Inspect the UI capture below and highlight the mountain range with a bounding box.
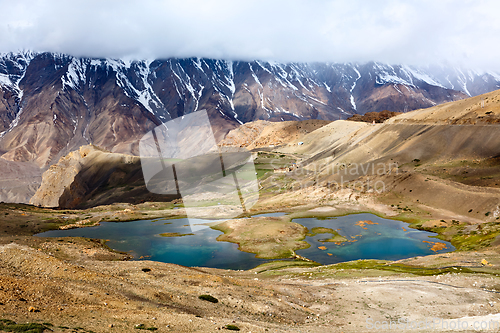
[0,51,499,170]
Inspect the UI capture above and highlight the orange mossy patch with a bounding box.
[422,240,447,252]
[481,259,493,266]
[355,220,379,229]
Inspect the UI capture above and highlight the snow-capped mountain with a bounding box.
[0,51,499,167]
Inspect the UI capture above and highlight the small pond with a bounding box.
[36,218,268,270]
[294,213,454,264]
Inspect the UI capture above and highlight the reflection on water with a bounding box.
[294,213,454,264]
[36,212,454,269]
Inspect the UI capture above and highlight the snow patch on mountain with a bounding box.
[133,61,166,114]
[0,52,35,137]
[350,66,361,110]
[0,74,11,87]
[249,63,262,88]
[374,63,411,86]
[456,68,471,96]
[61,57,86,91]
[99,58,167,115]
[403,66,445,88]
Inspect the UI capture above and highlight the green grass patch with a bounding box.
[324,259,486,276]
[451,231,500,251]
[225,324,240,331]
[306,227,348,243]
[159,232,194,237]
[0,319,53,332]
[253,260,320,274]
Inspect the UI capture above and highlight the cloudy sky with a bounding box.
[1,0,499,70]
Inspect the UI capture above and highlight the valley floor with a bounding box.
[1,61,500,333]
[1,239,500,332]
[1,190,500,332]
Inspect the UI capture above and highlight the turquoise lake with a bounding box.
[36,213,454,269]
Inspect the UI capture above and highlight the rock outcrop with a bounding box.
[30,145,178,208]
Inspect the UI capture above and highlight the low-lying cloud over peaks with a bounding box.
[1,0,500,70]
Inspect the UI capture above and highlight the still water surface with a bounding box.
[294,213,453,264]
[36,213,453,269]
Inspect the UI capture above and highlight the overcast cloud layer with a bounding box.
[1,0,499,70]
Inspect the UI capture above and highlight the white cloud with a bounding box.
[0,0,499,70]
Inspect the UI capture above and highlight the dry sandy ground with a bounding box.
[1,239,500,332]
[219,120,331,149]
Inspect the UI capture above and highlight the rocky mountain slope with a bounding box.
[0,158,41,203]
[31,89,500,217]
[29,145,179,208]
[346,110,402,123]
[1,51,499,170]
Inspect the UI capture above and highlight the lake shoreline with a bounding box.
[36,212,454,269]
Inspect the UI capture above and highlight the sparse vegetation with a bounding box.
[225,324,240,331]
[321,259,489,277]
[306,227,348,243]
[159,232,194,237]
[199,294,219,303]
[0,319,52,333]
[211,217,310,259]
[134,324,158,330]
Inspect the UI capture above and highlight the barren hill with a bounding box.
[30,145,178,208]
[219,119,331,149]
[387,89,500,125]
[0,158,41,203]
[264,89,500,223]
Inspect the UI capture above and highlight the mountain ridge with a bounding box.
[0,51,499,169]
